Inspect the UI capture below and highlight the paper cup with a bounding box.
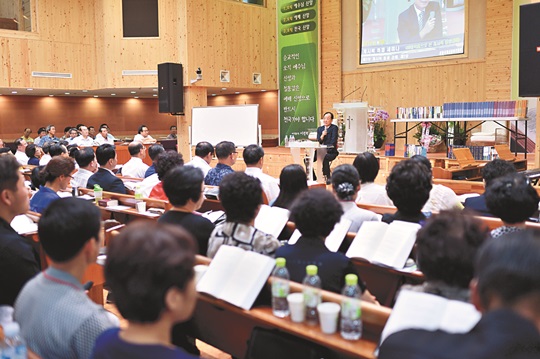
[194,264,208,283]
[287,293,305,323]
[136,201,146,213]
[317,302,340,334]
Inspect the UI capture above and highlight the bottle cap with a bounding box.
[306,265,318,276]
[93,184,102,190]
[345,274,358,286]
[3,322,20,337]
[275,257,286,267]
[0,306,14,325]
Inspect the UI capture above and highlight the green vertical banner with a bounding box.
[278,0,319,144]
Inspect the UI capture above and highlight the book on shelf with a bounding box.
[345,220,420,269]
[196,245,276,310]
[380,290,481,345]
[287,218,352,252]
[254,204,290,238]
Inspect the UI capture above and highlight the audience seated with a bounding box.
[133,124,157,144]
[382,159,432,224]
[49,143,69,158]
[463,158,516,216]
[410,155,463,212]
[159,166,215,255]
[204,141,236,186]
[144,144,165,178]
[38,141,52,166]
[87,144,126,194]
[122,142,149,178]
[14,138,29,165]
[331,164,379,232]
[91,222,198,359]
[185,141,214,177]
[0,156,40,306]
[485,173,540,238]
[30,156,76,213]
[25,143,40,166]
[71,147,98,189]
[15,198,118,359]
[275,188,377,303]
[379,230,540,358]
[271,164,308,209]
[402,210,488,302]
[353,152,393,206]
[207,172,280,258]
[37,125,59,147]
[243,144,280,203]
[148,151,184,200]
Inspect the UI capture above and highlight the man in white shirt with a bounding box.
[121,141,149,178]
[66,128,79,145]
[243,144,280,203]
[133,125,156,144]
[185,141,213,177]
[14,139,29,165]
[71,147,98,189]
[74,126,96,147]
[94,126,115,146]
[39,142,52,166]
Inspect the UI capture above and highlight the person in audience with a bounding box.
[410,155,463,212]
[159,166,215,256]
[243,144,280,203]
[272,164,308,209]
[39,141,52,166]
[133,124,156,144]
[185,141,214,177]
[353,151,393,206]
[37,124,59,147]
[485,173,540,238]
[402,210,488,302]
[30,156,76,213]
[35,127,47,144]
[14,138,29,165]
[25,144,40,166]
[0,156,40,306]
[147,150,184,200]
[66,127,79,145]
[88,125,96,139]
[122,141,149,178]
[29,166,45,191]
[275,189,377,303]
[204,141,237,186]
[379,230,540,358]
[166,125,178,139]
[331,164,380,232]
[464,158,516,216]
[99,124,116,140]
[383,159,432,224]
[22,128,34,143]
[0,138,4,148]
[207,172,280,258]
[316,111,339,183]
[144,144,165,178]
[91,222,197,359]
[49,143,69,158]
[94,126,115,146]
[74,125,96,147]
[0,148,11,156]
[87,144,126,194]
[61,126,72,141]
[15,198,118,359]
[71,147,98,189]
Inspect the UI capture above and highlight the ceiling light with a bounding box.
[131,91,136,94]
[11,91,17,94]
[261,90,267,92]
[153,94,157,97]
[221,88,227,91]
[152,88,158,92]
[212,94,217,96]
[134,96,139,99]
[27,88,33,91]
[65,92,70,95]
[49,95,54,97]
[82,90,88,93]
[111,93,116,96]
[94,95,99,98]
[235,92,240,94]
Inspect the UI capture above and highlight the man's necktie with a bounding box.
[418,11,424,31]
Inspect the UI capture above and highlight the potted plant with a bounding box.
[371,109,388,148]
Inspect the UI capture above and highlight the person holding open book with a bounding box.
[207,172,280,259]
[331,164,380,233]
[276,189,378,303]
[353,152,393,207]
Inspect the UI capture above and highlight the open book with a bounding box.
[196,245,276,310]
[288,218,352,252]
[345,220,420,269]
[254,205,290,238]
[380,290,481,345]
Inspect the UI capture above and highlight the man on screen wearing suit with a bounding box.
[316,112,339,183]
[87,144,126,194]
[398,0,443,43]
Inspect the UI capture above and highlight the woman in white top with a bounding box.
[353,152,394,206]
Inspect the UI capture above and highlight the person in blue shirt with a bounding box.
[30,156,75,213]
[204,141,237,186]
[144,144,165,178]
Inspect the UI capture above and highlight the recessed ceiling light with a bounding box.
[261,90,267,92]
[65,92,70,95]
[221,88,227,91]
[212,94,217,96]
[94,95,99,98]
[152,94,157,97]
[131,91,136,94]
[11,91,17,94]
[134,96,139,99]
[111,93,116,96]
[27,88,33,91]
[153,88,158,92]
[82,90,88,93]
[235,92,240,94]
[49,95,54,97]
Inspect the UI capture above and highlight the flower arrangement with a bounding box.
[370,109,388,142]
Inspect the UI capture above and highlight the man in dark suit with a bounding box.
[87,144,126,194]
[316,112,339,183]
[398,0,443,43]
[379,230,540,359]
[464,159,516,216]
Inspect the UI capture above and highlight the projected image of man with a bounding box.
[398,0,442,43]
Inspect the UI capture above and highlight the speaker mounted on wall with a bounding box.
[158,63,184,115]
[519,3,540,97]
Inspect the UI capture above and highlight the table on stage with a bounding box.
[286,141,330,183]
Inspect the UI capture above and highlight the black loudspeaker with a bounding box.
[158,63,184,114]
[519,3,540,97]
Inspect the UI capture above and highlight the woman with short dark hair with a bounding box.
[30,156,76,213]
[353,152,393,206]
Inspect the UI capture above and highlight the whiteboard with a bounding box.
[191,104,259,147]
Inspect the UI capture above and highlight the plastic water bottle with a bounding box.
[302,265,321,325]
[340,274,362,340]
[1,322,27,359]
[134,184,143,200]
[290,134,295,143]
[93,184,103,203]
[284,135,289,147]
[271,257,290,318]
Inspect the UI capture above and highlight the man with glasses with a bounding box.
[204,141,237,186]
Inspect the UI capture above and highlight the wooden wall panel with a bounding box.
[320,0,341,113]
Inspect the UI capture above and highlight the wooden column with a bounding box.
[177,87,207,158]
[536,98,540,168]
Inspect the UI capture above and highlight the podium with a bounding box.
[333,102,369,153]
[287,141,329,183]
